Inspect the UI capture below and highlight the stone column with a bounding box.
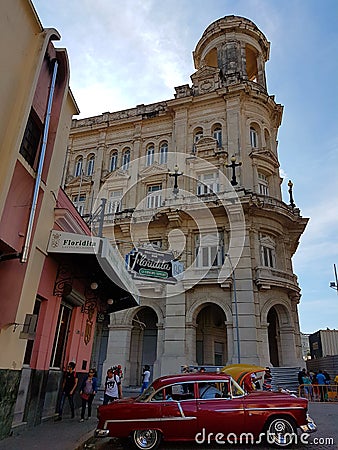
[185,322,198,365]
[279,324,299,366]
[225,320,234,365]
[259,321,271,367]
[102,323,133,386]
[152,323,164,380]
[160,283,186,375]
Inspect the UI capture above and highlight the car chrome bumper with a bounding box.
[300,415,317,433]
[95,428,110,437]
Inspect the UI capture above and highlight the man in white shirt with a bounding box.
[141,365,151,393]
[103,367,122,404]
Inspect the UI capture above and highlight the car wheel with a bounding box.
[266,417,297,447]
[131,429,161,450]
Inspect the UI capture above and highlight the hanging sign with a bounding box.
[126,247,184,284]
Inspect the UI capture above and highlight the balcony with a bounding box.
[254,266,300,293]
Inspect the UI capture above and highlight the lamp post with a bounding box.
[329,264,338,294]
[226,155,242,186]
[288,180,296,208]
[169,165,183,195]
[225,254,241,363]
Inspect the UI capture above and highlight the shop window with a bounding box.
[50,303,72,368]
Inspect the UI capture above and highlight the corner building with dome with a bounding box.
[64,15,308,386]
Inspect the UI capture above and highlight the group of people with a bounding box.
[56,362,123,422]
[242,368,272,393]
[298,368,335,401]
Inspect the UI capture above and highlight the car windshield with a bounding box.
[137,385,155,402]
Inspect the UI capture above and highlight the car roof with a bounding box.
[152,372,232,389]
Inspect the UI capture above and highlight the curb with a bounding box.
[76,435,117,450]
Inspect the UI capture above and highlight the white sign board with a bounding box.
[47,230,101,254]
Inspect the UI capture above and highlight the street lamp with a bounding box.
[169,165,183,195]
[226,155,242,186]
[225,254,241,363]
[329,264,338,294]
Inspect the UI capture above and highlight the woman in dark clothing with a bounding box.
[79,368,97,421]
[56,362,78,420]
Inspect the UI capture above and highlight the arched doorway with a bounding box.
[268,307,280,367]
[129,307,158,385]
[196,304,227,366]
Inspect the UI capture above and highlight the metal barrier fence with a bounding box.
[298,384,338,402]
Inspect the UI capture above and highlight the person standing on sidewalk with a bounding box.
[56,362,78,420]
[103,367,122,404]
[79,368,97,422]
[140,365,151,393]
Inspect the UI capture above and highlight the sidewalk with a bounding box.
[0,387,139,450]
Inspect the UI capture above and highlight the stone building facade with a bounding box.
[64,15,308,386]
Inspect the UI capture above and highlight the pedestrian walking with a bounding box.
[316,370,326,402]
[302,371,313,401]
[298,368,306,397]
[140,365,151,393]
[79,368,97,422]
[103,367,122,404]
[56,362,78,421]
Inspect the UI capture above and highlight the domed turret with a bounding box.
[193,15,270,90]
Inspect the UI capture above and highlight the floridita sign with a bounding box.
[47,231,101,254]
[126,247,184,284]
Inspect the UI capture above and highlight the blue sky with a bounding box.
[32,0,338,334]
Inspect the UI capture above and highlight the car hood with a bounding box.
[245,390,307,404]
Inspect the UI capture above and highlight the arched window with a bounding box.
[193,127,203,153]
[194,127,203,143]
[110,151,118,172]
[159,142,168,164]
[250,127,258,148]
[86,154,95,176]
[146,145,155,166]
[122,149,130,170]
[213,125,222,148]
[74,157,83,177]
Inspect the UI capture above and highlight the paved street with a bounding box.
[95,402,337,450]
[0,401,336,449]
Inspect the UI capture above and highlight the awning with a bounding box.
[47,230,139,313]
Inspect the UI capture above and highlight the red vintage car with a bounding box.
[95,372,316,449]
